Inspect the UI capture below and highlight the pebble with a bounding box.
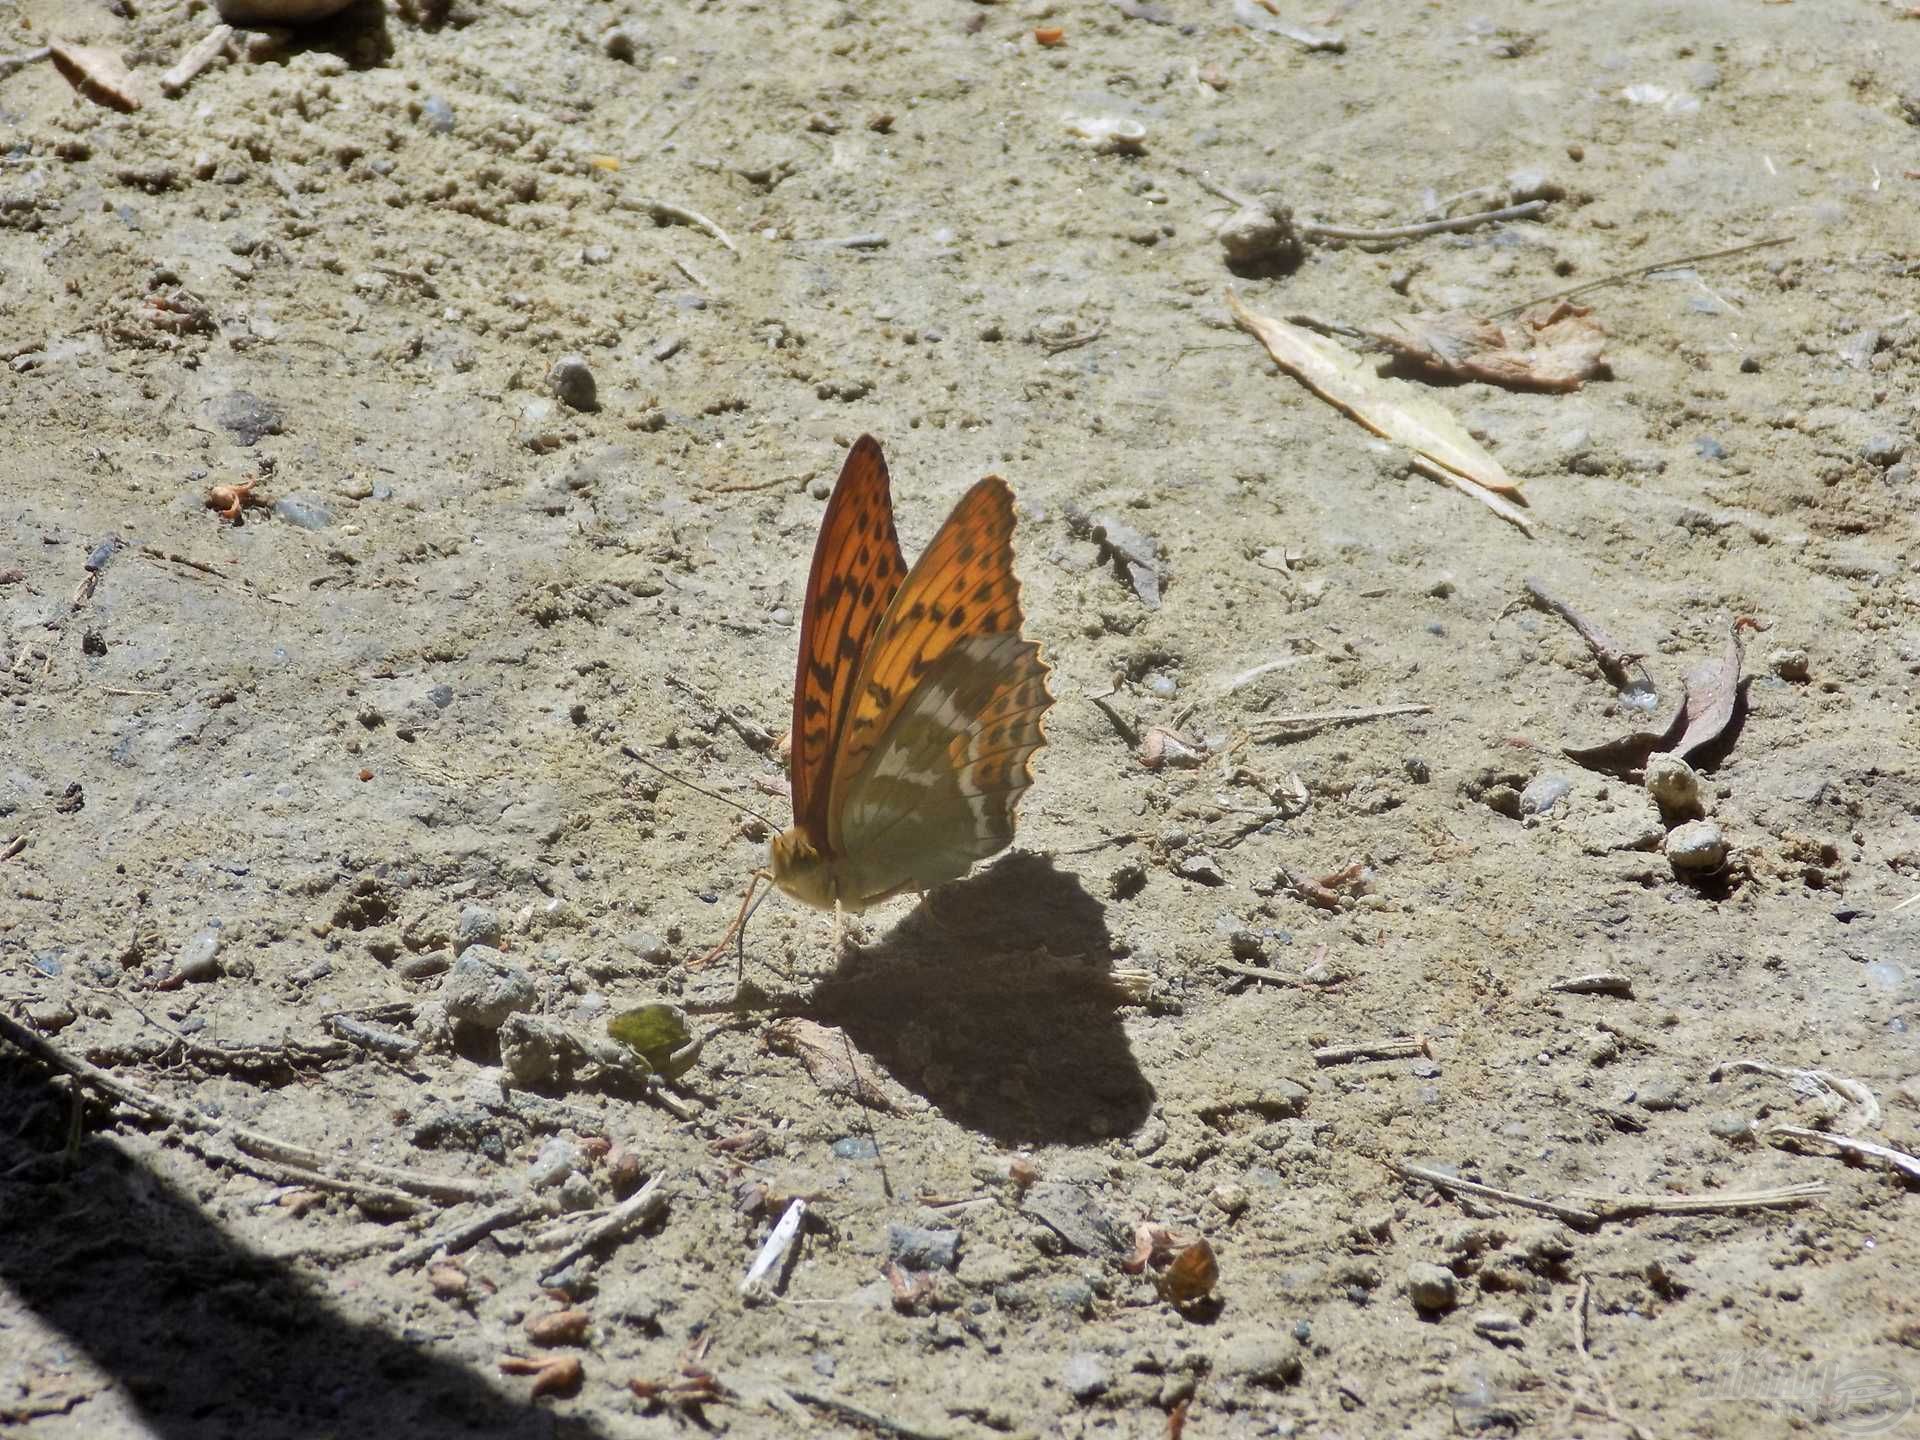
[1062,1352,1110,1401]
[212,389,284,446]
[1693,436,1728,460]
[1861,435,1905,467]
[26,1000,76,1033]
[172,928,223,984]
[547,354,598,412]
[1707,1111,1754,1142]
[528,1136,581,1190]
[500,1012,579,1087]
[1472,1311,1523,1344]
[1175,853,1225,886]
[1768,647,1810,682]
[399,951,451,981]
[1644,753,1702,819]
[1142,671,1178,698]
[272,496,332,530]
[1837,329,1879,370]
[831,1136,880,1160]
[1404,755,1431,783]
[887,1224,960,1271]
[1635,1077,1687,1111]
[454,905,502,955]
[1046,1277,1098,1317]
[1210,1182,1250,1217]
[441,945,537,1030]
[1216,198,1302,270]
[1665,819,1728,873]
[1406,1262,1458,1313]
[1518,774,1571,817]
[420,96,455,134]
[1217,1329,1303,1387]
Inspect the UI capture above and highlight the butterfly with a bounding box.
[761,434,1054,917]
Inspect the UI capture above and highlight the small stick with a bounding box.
[1252,702,1431,737]
[1314,1035,1428,1067]
[0,837,25,863]
[326,1013,421,1064]
[538,1172,668,1282]
[785,1385,954,1440]
[740,1196,807,1300]
[1572,1275,1648,1440]
[159,23,232,96]
[1391,1160,1600,1227]
[806,233,890,250]
[1549,973,1634,997]
[1299,200,1549,245]
[1765,1126,1920,1183]
[388,1196,548,1272]
[1523,577,1642,690]
[1573,1181,1828,1219]
[1214,960,1305,987]
[1041,325,1105,355]
[0,47,50,76]
[1492,236,1790,319]
[629,197,737,252]
[1086,691,1141,748]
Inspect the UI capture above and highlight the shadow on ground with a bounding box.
[808,851,1155,1145]
[0,1053,609,1440]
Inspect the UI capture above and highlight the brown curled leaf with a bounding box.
[1669,618,1753,760]
[498,1353,583,1399]
[1360,302,1609,393]
[525,1309,592,1347]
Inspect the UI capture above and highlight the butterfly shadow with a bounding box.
[0,1051,611,1440]
[807,852,1155,1145]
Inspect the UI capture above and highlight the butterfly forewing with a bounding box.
[789,435,909,849]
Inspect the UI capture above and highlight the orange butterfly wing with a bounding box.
[826,475,1040,853]
[789,435,909,851]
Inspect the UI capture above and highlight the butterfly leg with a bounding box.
[693,869,771,972]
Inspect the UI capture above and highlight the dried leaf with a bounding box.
[48,40,142,112]
[882,1260,938,1312]
[1122,1221,1179,1275]
[499,1353,583,1399]
[607,1003,699,1079]
[1362,302,1608,392]
[764,1018,897,1112]
[1226,291,1534,535]
[1155,1238,1220,1308]
[1669,619,1750,759]
[1561,727,1680,778]
[525,1309,592,1347]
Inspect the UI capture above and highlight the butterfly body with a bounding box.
[768,436,1052,914]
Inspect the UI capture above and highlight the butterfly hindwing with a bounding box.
[789,435,909,849]
[835,630,1052,901]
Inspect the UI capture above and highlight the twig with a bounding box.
[0,1011,497,1208]
[159,23,232,96]
[1492,236,1790,319]
[785,1385,955,1440]
[0,836,26,863]
[1523,577,1642,690]
[1710,1059,1881,1132]
[1213,961,1306,988]
[1765,1126,1920,1183]
[804,233,890,250]
[1572,1182,1828,1219]
[1252,702,1431,738]
[1086,691,1141,748]
[538,1172,668,1282]
[1391,1160,1600,1228]
[326,1013,421,1064]
[627,196,737,253]
[0,47,50,77]
[740,1197,807,1300]
[1548,973,1635,998]
[1040,325,1106,355]
[389,1196,549,1272]
[1313,1035,1428,1067]
[1299,199,1549,245]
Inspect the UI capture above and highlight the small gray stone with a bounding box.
[442,946,537,1030]
[1217,1328,1303,1386]
[499,1012,582,1087]
[529,1136,581,1190]
[1062,1352,1110,1401]
[887,1224,960,1271]
[1519,774,1571,817]
[271,496,332,530]
[211,389,283,446]
[1472,1311,1523,1344]
[1768,647,1810,682]
[1860,434,1905,467]
[1407,1262,1458,1313]
[1175,853,1225,886]
[1665,819,1728,873]
[1217,199,1302,270]
[558,1171,599,1211]
[172,928,223,984]
[1644,753,1702,820]
[1837,329,1879,370]
[547,354,598,412]
[1636,1077,1687,1111]
[831,1136,879,1160]
[420,95,455,134]
[455,906,502,955]
[1707,1111,1754,1142]
[1046,1277,1098,1317]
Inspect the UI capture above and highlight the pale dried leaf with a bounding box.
[1363,302,1608,392]
[1226,289,1523,496]
[1668,619,1749,759]
[764,1018,897,1112]
[49,40,142,112]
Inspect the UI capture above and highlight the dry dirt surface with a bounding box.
[3,0,1919,1435]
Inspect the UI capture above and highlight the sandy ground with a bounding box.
[4,0,1919,1435]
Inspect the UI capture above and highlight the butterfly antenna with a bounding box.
[620,744,781,831]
